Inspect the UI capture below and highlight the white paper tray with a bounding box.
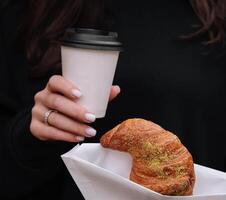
[62,143,226,200]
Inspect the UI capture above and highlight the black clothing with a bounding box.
[0,0,226,199]
[0,1,82,200]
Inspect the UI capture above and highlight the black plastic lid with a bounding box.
[62,28,123,51]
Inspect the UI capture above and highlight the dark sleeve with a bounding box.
[0,13,73,200]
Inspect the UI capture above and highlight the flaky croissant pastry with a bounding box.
[100,118,195,196]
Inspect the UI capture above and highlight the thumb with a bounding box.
[109,85,121,102]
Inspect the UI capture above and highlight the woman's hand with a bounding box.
[30,75,120,143]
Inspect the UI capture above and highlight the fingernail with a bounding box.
[72,89,82,98]
[76,136,85,142]
[85,113,96,123]
[85,128,97,137]
[114,85,121,93]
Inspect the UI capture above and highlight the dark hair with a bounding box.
[20,0,226,76]
[185,0,226,45]
[20,0,109,76]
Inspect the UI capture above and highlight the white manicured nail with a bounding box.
[114,85,121,93]
[85,113,96,122]
[85,128,97,137]
[72,89,82,98]
[76,136,85,142]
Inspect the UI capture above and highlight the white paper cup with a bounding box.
[61,28,123,118]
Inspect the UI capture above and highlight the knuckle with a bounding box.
[49,75,61,83]
[34,91,43,102]
[31,106,38,117]
[48,75,61,88]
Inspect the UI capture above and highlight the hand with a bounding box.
[30,75,120,143]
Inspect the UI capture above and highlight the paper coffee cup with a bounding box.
[61,28,123,118]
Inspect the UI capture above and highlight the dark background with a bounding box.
[90,0,226,172]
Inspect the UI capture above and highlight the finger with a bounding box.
[47,75,82,100]
[109,85,121,102]
[42,93,96,123]
[34,89,49,103]
[48,111,97,137]
[31,120,85,143]
[34,105,96,138]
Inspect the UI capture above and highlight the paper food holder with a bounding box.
[61,143,226,200]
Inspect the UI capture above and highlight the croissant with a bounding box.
[100,118,195,196]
